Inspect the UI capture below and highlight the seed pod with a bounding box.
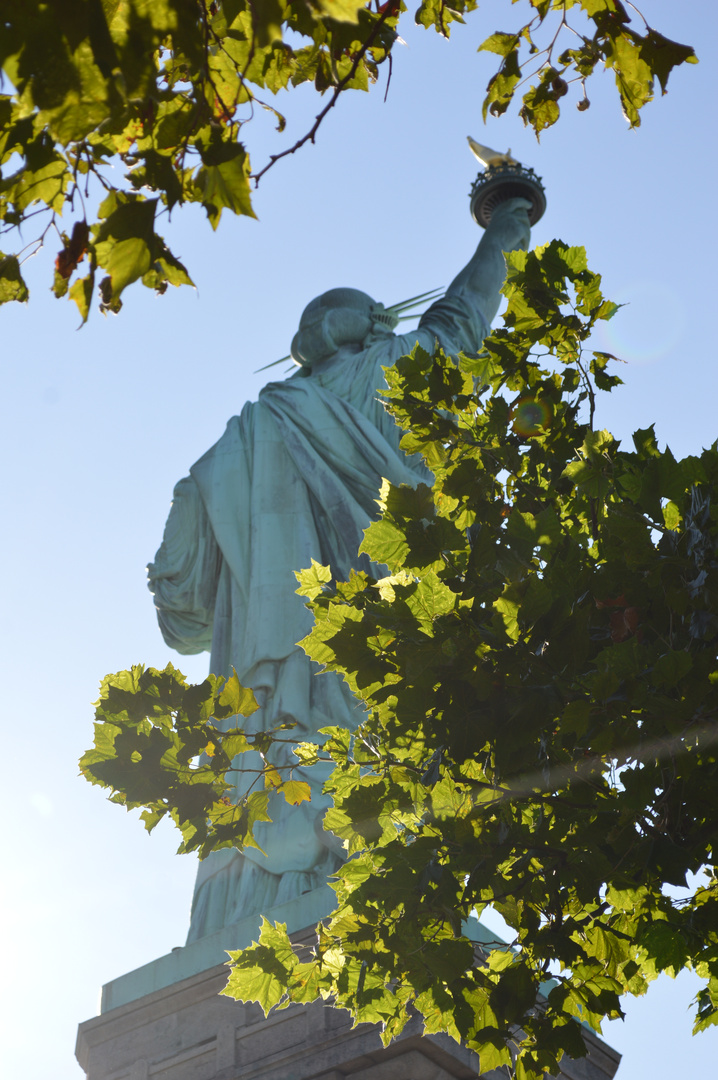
[551,76,569,98]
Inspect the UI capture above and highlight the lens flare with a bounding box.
[599,279,686,366]
[511,395,553,437]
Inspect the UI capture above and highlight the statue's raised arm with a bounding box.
[445,196,532,323]
[412,195,532,360]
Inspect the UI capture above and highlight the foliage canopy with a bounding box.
[83,240,718,1077]
[0,1,696,318]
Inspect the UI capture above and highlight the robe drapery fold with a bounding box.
[148,292,488,941]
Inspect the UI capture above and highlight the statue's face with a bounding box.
[291,288,377,369]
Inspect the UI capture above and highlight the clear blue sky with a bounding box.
[1,3,716,1077]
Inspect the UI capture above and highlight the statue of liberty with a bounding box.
[148,194,533,943]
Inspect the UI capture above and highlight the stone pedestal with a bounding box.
[76,949,620,1080]
[76,899,621,1080]
[77,885,617,1080]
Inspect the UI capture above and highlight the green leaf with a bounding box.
[476,1038,513,1073]
[603,29,654,127]
[0,254,28,303]
[94,195,157,305]
[652,650,692,690]
[218,670,258,717]
[280,779,312,805]
[494,593,520,642]
[8,154,68,213]
[293,742,320,766]
[296,560,332,600]
[491,962,538,1024]
[313,0,367,23]
[482,46,521,120]
[69,270,95,324]
[694,979,718,1034]
[640,922,689,979]
[479,32,519,58]
[639,29,697,95]
[662,500,681,530]
[519,77,561,135]
[404,572,457,636]
[195,143,255,229]
[359,519,410,568]
[223,919,297,1012]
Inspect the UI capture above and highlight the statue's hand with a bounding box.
[486,197,532,252]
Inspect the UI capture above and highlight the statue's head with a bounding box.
[291,287,398,369]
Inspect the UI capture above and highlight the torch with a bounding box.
[467,137,546,228]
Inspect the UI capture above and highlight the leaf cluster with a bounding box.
[79,663,311,859]
[0,0,400,317]
[225,242,718,1076]
[481,0,697,135]
[0,1,695,316]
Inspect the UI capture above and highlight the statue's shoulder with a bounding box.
[189,401,256,476]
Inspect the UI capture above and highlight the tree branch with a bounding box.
[251,7,396,187]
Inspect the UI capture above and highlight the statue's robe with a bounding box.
[148,291,487,941]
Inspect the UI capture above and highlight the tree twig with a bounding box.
[251,6,396,187]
